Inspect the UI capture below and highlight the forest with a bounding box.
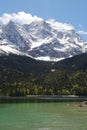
[0,54,87,96]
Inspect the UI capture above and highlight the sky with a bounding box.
[0,0,87,41]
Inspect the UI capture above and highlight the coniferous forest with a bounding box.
[0,53,87,96]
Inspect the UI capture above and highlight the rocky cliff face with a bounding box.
[0,18,86,61]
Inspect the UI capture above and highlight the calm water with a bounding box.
[0,101,87,130]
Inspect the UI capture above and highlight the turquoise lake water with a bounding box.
[0,101,87,130]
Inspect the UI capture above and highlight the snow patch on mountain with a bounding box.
[35,56,65,61]
[0,12,87,61]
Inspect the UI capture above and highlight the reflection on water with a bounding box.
[0,95,87,103]
[0,98,87,130]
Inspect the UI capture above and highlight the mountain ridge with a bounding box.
[0,18,87,61]
[0,53,87,96]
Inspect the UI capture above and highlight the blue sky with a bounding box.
[0,0,87,40]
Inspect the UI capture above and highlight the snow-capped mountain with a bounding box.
[0,15,87,61]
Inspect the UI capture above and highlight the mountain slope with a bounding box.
[54,53,87,72]
[0,18,86,61]
[0,53,87,74]
[0,54,52,74]
[0,54,87,96]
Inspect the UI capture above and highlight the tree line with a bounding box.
[0,68,87,96]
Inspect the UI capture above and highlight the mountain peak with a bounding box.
[7,20,16,25]
[3,20,19,30]
[0,14,86,61]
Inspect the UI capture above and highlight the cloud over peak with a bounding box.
[77,30,87,35]
[47,19,74,31]
[0,11,76,33]
[0,11,43,25]
[1,11,87,37]
[0,11,74,31]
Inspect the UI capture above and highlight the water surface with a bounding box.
[0,102,87,130]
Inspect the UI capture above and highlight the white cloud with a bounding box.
[0,11,74,31]
[47,19,74,31]
[77,30,87,35]
[0,11,43,25]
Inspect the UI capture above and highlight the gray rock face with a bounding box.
[79,101,87,107]
[0,19,87,61]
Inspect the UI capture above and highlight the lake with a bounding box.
[0,100,87,130]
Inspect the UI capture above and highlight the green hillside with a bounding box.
[0,53,87,96]
[54,53,87,72]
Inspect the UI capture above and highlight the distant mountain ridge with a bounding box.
[0,17,87,61]
[0,53,87,73]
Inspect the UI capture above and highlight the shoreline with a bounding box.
[0,95,87,103]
